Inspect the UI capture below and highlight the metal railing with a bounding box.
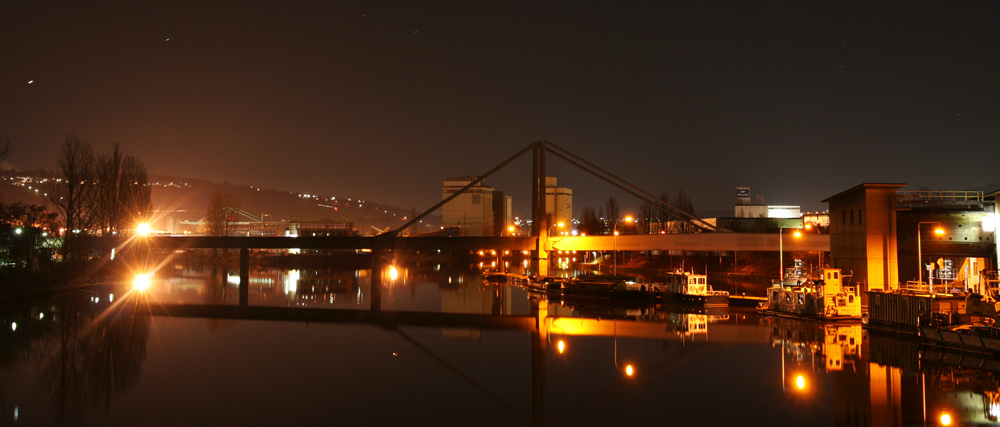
[897,190,984,208]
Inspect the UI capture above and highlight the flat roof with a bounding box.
[821,183,907,203]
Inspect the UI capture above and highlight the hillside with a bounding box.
[1,170,441,235]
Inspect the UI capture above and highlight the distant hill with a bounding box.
[1,170,441,235]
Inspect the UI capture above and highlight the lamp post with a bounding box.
[778,226,802,286]
[501,225,516,272]
[917,221,944,290]
[546,222,564,271]
[613,216,634,275]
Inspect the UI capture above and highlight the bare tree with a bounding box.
[579,206,601,235]
[0,134,11,162]
[671,188,698,233]
[47,135,96,261]
[639,191,670,234]
[603,196,620,234]
[205,190,240,236]
[94,143,151,235]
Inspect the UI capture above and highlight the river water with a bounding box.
[1,255,998,426]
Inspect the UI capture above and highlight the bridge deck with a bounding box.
[142,233,828,252]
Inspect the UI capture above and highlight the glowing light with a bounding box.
[625,364,635,376]
[795,375,806,390]
[557,340,566,354]
[13,227,22,235]
[934,228,945,235]
[136,223,152,236]
[286,269,300,294]
[389,266,399,281]
[10,322,16,331]
[793,230,802,238]
[133,274,152,292]
[624,216,634,223]
[984,215,997,232]
[940,413,952,426]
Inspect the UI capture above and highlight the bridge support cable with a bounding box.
[544,143,725,232]
[394,329,530,423]
[391,142,538,236]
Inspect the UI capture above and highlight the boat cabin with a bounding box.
[663,272,711,296]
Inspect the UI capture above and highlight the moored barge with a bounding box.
[757,268,861,321]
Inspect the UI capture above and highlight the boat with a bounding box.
[652,270,729,307]
[523,274,654,302]
[757,267,861,320]
[865,278,1000,355]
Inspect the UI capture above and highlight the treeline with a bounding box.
[0,134,151,272]
[577,188,697,235]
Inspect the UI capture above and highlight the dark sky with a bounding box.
[2,1,998,217]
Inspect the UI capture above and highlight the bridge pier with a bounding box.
[370,250,383,312]
[239,248,249,307]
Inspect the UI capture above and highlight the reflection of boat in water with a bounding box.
[757,268,861,320]
[652,270,729,307]
[764,317,862,373]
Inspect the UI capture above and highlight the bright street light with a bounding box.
[133,273,152,292]
[136,223,152,236]
[614,216,634,275]
[917,222,944,290]
[778,226,803,284]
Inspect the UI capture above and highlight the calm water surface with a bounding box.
[2,257,998,426]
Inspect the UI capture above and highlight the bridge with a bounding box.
[122,140,830,303]
[142,233,828,253]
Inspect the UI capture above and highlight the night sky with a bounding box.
[2,1,998,217]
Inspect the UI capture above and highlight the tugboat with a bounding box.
[757,267,861,320]
[653,270,729,307]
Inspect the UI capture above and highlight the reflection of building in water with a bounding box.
[440,272,525,318]
[852,331,1000,426]
[215,268,363,306]
[662,312,730,337]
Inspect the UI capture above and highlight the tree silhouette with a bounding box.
[47,135,96,261]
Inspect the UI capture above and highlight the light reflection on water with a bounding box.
[1,259,999,426]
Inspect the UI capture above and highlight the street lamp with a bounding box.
[778,226,802,285]
[502,225,516,272]
[613,216,634,275]
[917,221,945,290]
